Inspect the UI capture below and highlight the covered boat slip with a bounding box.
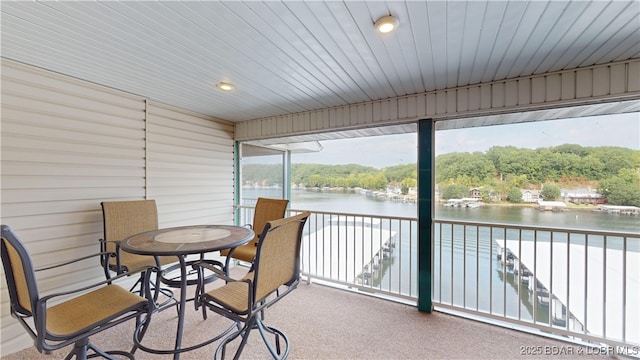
[302,215,396,286]
[497,237,640,348]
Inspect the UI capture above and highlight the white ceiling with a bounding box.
[1,1,639,125]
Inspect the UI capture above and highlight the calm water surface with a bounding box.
[247,188,637,233]
[245,188,639,340]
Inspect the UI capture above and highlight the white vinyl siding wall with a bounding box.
[235,59,640,140]
[146,102,235,226]
[0,59,235,355]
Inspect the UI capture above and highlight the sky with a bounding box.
[252,113,639,169]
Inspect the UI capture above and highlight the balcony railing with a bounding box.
[236,205,639,355]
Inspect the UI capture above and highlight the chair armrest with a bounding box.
[34,251,117,272]
[98,238,122,255]
[98,238,124,273]
[38,264,158,303]
[192,260,250,285]
[193,260,228,278]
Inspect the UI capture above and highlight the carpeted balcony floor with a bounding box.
[2,266,607,360]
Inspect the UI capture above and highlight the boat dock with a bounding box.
[302,218,396,285]
[496,238,639,345]
[594,205,640,216]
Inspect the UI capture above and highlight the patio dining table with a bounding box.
[120,224,254,359]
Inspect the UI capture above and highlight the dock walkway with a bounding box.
[496,238,639,346]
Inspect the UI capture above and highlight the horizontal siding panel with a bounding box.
[147,102,232,128]
[1,107,145,144]
[1,199,106,217]
[1,94,144,128]
[148,177,232,187]
[1,225,100,254]
[147,171,234,183]
[147,186,232,198]
[1,61,144,109]
[145,161,232,174]
[160,199,233,215]
[147,115,233,142]
[2,79,145,120]
[1,187,145,203]
[1,175,145,190]
[1,131,145,159]
[157,193,233,207]
[148,132,232,154]
[147,151,232,165]
[2,161,146,178]
[148,138,231,157]
[1,148,145,167]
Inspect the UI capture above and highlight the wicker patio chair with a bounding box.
[220,197,289,273]
[100,200,177,305]
[195,211,310,360]
[1,225,154,360]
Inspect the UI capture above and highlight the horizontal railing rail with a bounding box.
[235,205,639,354]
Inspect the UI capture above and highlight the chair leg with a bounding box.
[86,343,134,360]
[214,317,289,360]
[131,310,152,356]
[64,338,136,360]
[215,320,252,360]
[255,317,290,360]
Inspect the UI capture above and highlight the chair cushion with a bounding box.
[46,285,146,337]
[225,244,257,263]
[114,251,176,271]
[203,275,253,313]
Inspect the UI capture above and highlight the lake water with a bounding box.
[244,188,639,340]
[245,187,639,233]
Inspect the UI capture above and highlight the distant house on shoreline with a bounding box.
[561,188,606,204]
[521,189,541,203]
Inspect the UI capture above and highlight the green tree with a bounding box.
[440,184,469,199]
[541,184,561,201]
[400,178,417,195]
[384,164,417,183]
[359,172,388,190]
[435,152,496,185]
[507,187,523,203]
[598,169,640,206]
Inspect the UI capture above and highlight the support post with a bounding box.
[417,119,434,312]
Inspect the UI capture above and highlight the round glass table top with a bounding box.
[154,228,232,244]
[120,225,254,256]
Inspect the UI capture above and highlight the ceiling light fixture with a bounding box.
[216,82,235,91]
[375,15,399,34]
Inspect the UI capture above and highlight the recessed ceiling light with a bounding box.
[375,15,399,34]
[216,82,235,91]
